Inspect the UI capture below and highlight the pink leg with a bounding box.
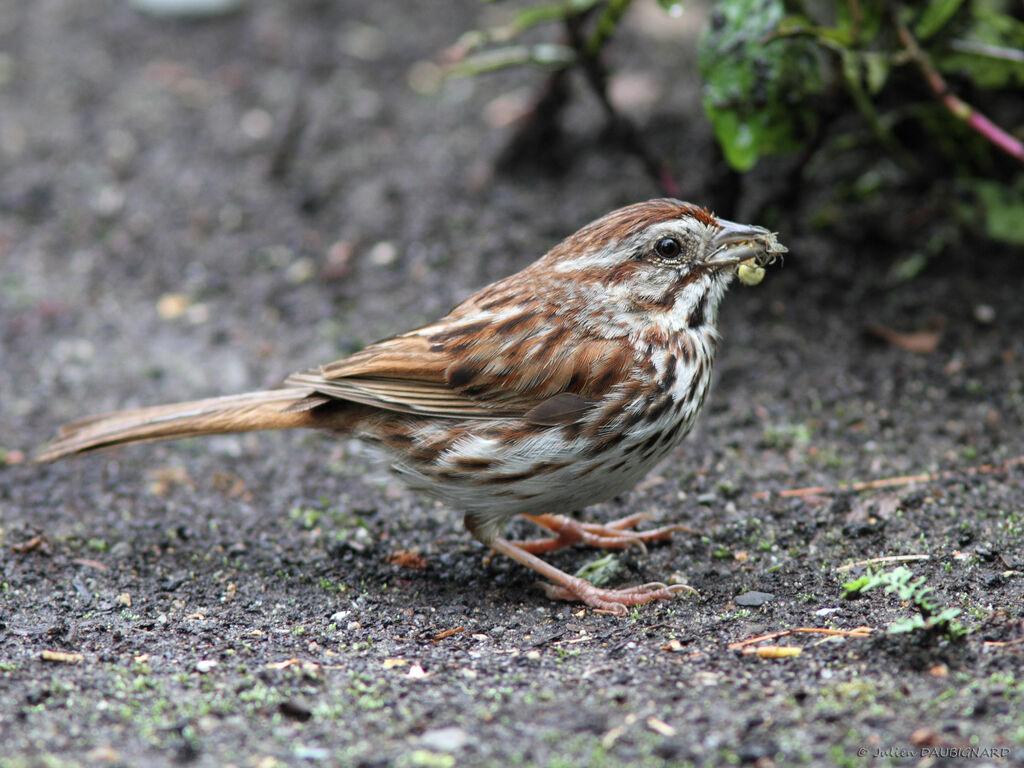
[516,512,692,554]
[489,537,695,615]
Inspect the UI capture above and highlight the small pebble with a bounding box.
[92,185,125,218]
[973,304,995,324]
[420,727,469,752]
[369,241,398,266]
[240,108,274,141]
[129,0,245,17]
[278,700,313,722]
[156,293,190,320]
[734,591,774,607]
[284,257,315,284]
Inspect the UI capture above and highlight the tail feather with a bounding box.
[38,388,337,461]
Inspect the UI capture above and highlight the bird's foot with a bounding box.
[538,579,696,615]
[516,512,692,554]
[488,537,696,616]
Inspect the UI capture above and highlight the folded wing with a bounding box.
[286,303,633,425]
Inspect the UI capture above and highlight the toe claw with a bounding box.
[667,583,698,595]
[604,512,654,530]
[490,537,693,616]
[641,581,669,591]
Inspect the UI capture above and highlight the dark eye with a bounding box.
[655,237,681,259]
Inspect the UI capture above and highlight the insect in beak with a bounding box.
[709,218,787,286]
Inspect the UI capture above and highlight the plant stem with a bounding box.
[891,11,1024,165]
[586,0,634,56]
[564,11,681,197]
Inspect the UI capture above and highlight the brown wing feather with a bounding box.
[283,297,633,423]
[319,335,445,382]
[284,371,508,419]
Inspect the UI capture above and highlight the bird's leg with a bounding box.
[515,512,692,554]
[488,537,695,615]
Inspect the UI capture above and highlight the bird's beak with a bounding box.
[709,218,787,268]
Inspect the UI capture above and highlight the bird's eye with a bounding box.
[655,237,681,259]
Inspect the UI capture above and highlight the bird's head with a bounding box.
[541,199,786,333]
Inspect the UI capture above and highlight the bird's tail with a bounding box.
[37,388,343,461]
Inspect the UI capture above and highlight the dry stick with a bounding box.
[950,39,1024,64]
[728,626,875,650]
[835,554,930,573]
[433,626,465,641]
[268,92,309,181]
[752,455,1024,500]
[892,12,1024,164]
[564,13,682,198]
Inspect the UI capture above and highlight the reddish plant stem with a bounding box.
[892,12,1024,165]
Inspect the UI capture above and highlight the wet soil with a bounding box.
[2,2,1023,766]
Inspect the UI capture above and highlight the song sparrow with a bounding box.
[39,199,785,614]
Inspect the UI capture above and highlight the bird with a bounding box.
[38,199,786,614]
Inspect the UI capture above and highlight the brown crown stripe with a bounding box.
[563,199,718,251]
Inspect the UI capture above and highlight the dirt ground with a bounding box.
[2,1,1023,766]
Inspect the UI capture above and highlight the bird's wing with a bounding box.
[284,308,633,423]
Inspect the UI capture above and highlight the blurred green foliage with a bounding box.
[699,1,1023,166]
[450,0,1024,244]
[844,566,966,640]
[699,0,824,171]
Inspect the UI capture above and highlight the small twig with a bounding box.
[728,626,875,650]
[268,91,309,181]
[984,638,1024,648]
[564,13,681,197]
[72,557,109,572]
[585,0,634,57]
[10,534,49,554]
[847,0,863,45]
[835,554,931,573]
[742,645,803,658]
[752,455,1024,500]
[40,650,85,664]
[495,68,572,174]
[891,11,1024,164]
[949,39,1024,64]
[433,626,465,641]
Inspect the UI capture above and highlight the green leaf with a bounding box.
[861,52,890,94]
[828,0,887,47]
[698,0,824,171]
[854,0,887,45]
[938,7,1024,87]
[915,0,967,40]
[574,554,622,587]
[963,179,1024,245]
[888,616,926,634]
[706,111,759,171]
[842,574,871,597]
[513,4,571,30]
[446,43,577,77]
[514,0,604,33]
